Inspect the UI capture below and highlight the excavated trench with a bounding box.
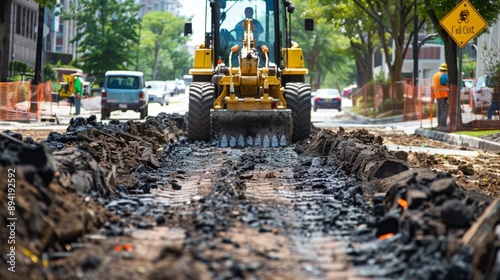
[0,114,498,280]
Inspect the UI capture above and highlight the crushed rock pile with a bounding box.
[0,113,185,279]
[302,127,500,279]
[1,118,499,279]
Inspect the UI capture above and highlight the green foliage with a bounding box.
[481,43,500,85]
[43,63,57,82]
[462,53,476,79]
[62,0,142,84]
[425,0,500,31]
[374,71,388,84]
[377,97,404,113]
[138,11,192,80]
[292,0,355,89]
[33,0,58,8]
[424,0,500,86]
[422,103,437,118]
[312,0,379,86]
[51,81,62,92]
[454,129,500,137]
[9,61,32,76]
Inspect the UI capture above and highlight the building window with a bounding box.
[23,7,27,37]
[16,5,21,35]
[29,10,34,40]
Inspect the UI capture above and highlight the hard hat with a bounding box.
[439,63,447,71]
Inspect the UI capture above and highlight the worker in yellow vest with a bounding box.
[432,63,449,130]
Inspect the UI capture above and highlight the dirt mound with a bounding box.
[300,127,499,278]
[0,113,185,278]
[1,120,498,279]
[303,128,408,181]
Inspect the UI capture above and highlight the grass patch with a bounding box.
[454,130,500,137]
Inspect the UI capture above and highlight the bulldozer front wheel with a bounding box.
[187,82,214,142]
[285,83,311,142]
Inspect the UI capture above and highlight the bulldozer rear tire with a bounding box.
[187,82,214,142]
[285,83,311,142]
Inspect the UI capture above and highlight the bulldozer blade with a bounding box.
[211,110,292,148]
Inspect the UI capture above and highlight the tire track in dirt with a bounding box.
[225,148,367,279]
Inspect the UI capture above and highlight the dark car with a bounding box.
[313,88,342,112]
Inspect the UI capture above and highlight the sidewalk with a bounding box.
[0,96,101,128]
[345,110,500,152]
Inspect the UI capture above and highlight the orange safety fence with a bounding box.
[350,79,500,132]
[0,81,53,122]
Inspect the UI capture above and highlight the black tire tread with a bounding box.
[187,82,214,142]
[285,83,311,142]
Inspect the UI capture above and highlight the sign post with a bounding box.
[440,0,487,131]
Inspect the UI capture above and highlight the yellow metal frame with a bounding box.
[58,74,75,99]
[189,39,308,111]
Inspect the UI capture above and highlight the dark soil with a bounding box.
[1,115,499,280]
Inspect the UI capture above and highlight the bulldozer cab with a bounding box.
[184,0,313,147]
[217,1,274,67]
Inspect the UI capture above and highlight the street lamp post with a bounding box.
[34,4,45,85]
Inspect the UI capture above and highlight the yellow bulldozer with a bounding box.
[184,0,313,147]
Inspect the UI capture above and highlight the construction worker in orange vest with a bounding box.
[432,63,449,130]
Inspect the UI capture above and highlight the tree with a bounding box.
[317,0,429,102]
[62,0,142,83]
[139,11,190,80]
[313,0,379,87]
[294,0,354,90]
[423,0,500,87]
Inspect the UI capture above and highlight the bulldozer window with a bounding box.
[217,1,274,65]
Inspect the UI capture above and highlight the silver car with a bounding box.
[146,81,170,106]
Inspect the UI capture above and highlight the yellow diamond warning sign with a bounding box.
[440,0,487,48]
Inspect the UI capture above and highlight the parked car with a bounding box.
[175,79,187,94]
[313,88,342,112]
[165,80,179,96]
[146,81,170,106]
[101,71,149,120]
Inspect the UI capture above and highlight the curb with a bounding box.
[346,110,500,152]
[415,128,500,152]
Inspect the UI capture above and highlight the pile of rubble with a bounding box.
[0,117,499,279]
[303,128,500,279]
[0,113,184,279]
